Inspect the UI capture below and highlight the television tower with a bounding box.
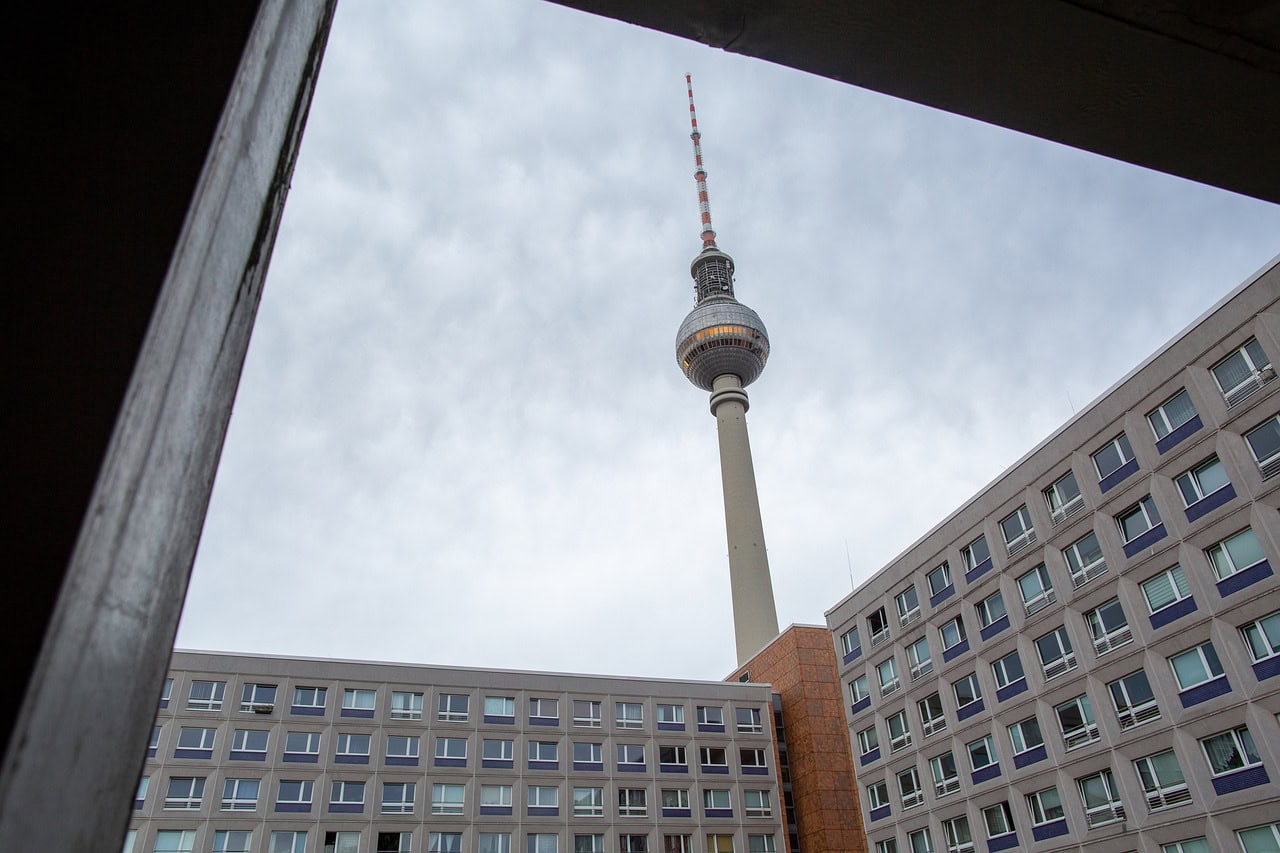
[675,75,779,665]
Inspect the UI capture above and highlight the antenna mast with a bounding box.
[686,74,717,250]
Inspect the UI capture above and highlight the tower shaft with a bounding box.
[711,375,780,664]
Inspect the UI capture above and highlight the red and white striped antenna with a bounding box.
[686,74,717,250]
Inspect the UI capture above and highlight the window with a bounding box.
[1135,749,1190,810]
[438,692,469,722]
[164,776,205,809]
[616,701,644,728]
[435,736,467,760]
[1142,564,1191,614]
[386,734,419,759]
[740,747,767,769]
[664,837,693,853]
[874,842,897,853]
[1149,389,1198,439]
[1007,716,1043,755]
[160,677,174,708]
[276,779,313,806]
[1243,611,1280,662]
[324,832,362,853]
[429,834,463,853]
[982,802,1014,840]
[658,703,684,724]
[706,835,735,853]
[1017,564,1056,615]
[898,765,923,809]
[620,836,648,853]
[736,707,763,732]
[335,732,370,758]
[849,675,871,704]
[620,743,648,767]
[619,787,647,816]
[1169,642,1224,690]
[231,728,267,755]
[573,699,600,726]
[176,726,216,752]
[1087,598,1132,655]
[1162,841,1209,853]
[1055,694,1098,749]
[530,785,560,808]
[485,695,516,717]
[1027,786,1064,826]
[930,751,959,796]
[293,687,326,710]
[976,591,1006,629]
[149,725,161,754]
[961,536,990,572]
[887,709,912,752]
[212,831,252,853]
[391,691,423,720]
[382,781,415,813]
[1077,768,1124,826]
[240,682,276,712]
[877,657,900,695]
[530,697,559,722]
[1108,669,1159,729]
[942,815,974,853]
[967,734,997,772]
[896,585,921,626]
[840,627,860,657]
[283,731,320,757]
[530,740,559,763]
[1206,527,1266,580]
[699,745,727,768]
[574,837,603,853]
[991,650,1024,690]
[481,783,514,807]
[1247,415,1280,476]
[153,831,196,853]
[703,789,731,812]
[952,672,981,712]
[574,741,603,764]
[187,680,225,711]
[857,724,879,756]
[696,705,724,726]
[431,782,465,814]
[1093,433,1134,480]
[1238,824,1280,852]
[1212,337,1273,405]
[744,789,771,817]
[1063,531,1106,587]
[1035,625,1076,679]
[377,834,413,853]
[746,837,775,853]
[1044,469,1083,522]
[927,562,952,597]
[221,777,259,810]
[1201,726,1261,775]
[868,607,891,646]
[341,688,375,711]
[907,828,934,853]
[1176,456,1230,506]
[658,745,686,766]
[918,693,946,737]
[1001,505,1036,554]
[907,637,933,679]
[1117,496,1162,544]
[939,616,967,652]
[330,780,365,805]
[662,788,690,809]
[867,779,890,810]
[270,832,307,853]
[574,786,604,817]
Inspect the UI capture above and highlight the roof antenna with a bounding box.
[845,539,855,590]
[686,74,717,250]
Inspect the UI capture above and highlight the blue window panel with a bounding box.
[528,807,558,817]
[704,808,733,818]
[698,723,726,733]
[930,585,955,608]
[275,803,311,814]
[334,755,367,765]
[965,557,993,584]
[996,681,1028,703]
[174,748,213,760]
[386,756,418,767]
[480,806,512,816]
[957,700,985,722]
[147,747,158,758]
[1013,745,1047,769]
[700,765,729,775]
[435,757,467,768]
[1178,676,1231,708]
[282,753,317,764]
[482,758,513,769]
[1099,458,1140,493]
[1156,415,1203,454]
[742,767,769,776]
[291,706,325,717]
[1150,597,1197,630]
[869,805,891,822]
[859,748,881,766]
[529,760,558,771]
[1124,523,1168,557]
[842,648,863,665]
[528,717,559,727]
[1031,820,1069,842]
[1211,765,1270,795]
[134,799,145,811]
[1185,484,1236,523]
[159,699,169,710]
[572,762,603,772]
[619,764,648,773]
[340,708,373,719]
[484,715,515,725]
[850,696,872,716]
[980,615,1010,642]
[328,803,362,814]
[943,639,970,663]
[658,765,687,774]
[988,834,1019,852]
[662,808,692,818]
[1218,561,1274,598]
[972,764,1001,785]
[658,722,685,732]
[1254,657,1280,681]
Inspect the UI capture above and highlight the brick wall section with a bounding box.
[730,626,867,853]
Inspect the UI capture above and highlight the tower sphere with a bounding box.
[675,298,770,392]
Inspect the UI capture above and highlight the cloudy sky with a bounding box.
[177,0,1280,682]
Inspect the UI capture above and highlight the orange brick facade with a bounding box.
[730,626,867,853]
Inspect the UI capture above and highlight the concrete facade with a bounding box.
[127,651,785,853]
[827,259,1280,852]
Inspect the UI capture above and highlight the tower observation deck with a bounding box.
[675,75,779,666]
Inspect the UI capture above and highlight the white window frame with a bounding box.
[1063,531,1107,588]
[1211,337,1273,406]
[696,705,724,726]
[1044,470,1083,523]
[873,841,897,853]
[1134,749,1190,810]
[850,675,871,704]
[620,743,648,768]
[982,802,1014,841]
[530,740,559,763]
[1161,840,1209,853]
[276,780,313,806]
[942,814,974,853]
[1246,415,1280,478]
[907,638,933,679]
[1176,456,1230,507]
[1169,642,1224,690]
[868,606,891,648]
[857,725,879,756]
[663,836,693,853]
[154,830,196,853]
[432,783,466,815]
[1027,786,1064,827]
[952,672,982,711]
[438,692,470,722]
[1108,669,1160,729]
[239,682,276,712]
[1055,694,1099,750]
[967,734,997,772]
[1087,597,1132,655]
[1007,716,1043,756]
[897,585,921,627]
[163,776,205,810]
[1035,625,1077,680]
[1200,726,1261,777]
[1242,611,1280,663]
[1000,505,1036,555]
[1236,823,1280,852]
[930,751,959,797]
[961,536,990,572]
[1148,389,1198,440]
[657,744,684,767]
[1142,563,1192,614]
[976,591,1006,630]
[1117,496,1162,544]
[658,703,684,724]
[483,738,513,761]
[330,780,365,805]
[740,747,767,769]
[381,781,416,814]
[1076,768,1124,827]
[341,688,376,711]
[991,651,1025,690]
[187,680,226,711]
[939,616,967,652]
[743,789,771,818]
[435,736,467,760]
[878,658,901,696]
[701,789,730,811]
[907,828,934,853]
[619,835,648,853]
[391,691,424,720]
[292,686,326,710]
[887,709,912,752]
[430,834,464,853]
[746,836,776,853]
[211,830,252,853]
[866,780,890,810]
[660,788,690,809]
[897,765,923,810]
[1017,564,1056,615]
[270,831,306,853]
[484,695,516,717]
[918,693,947,738]
[177,726,216,751]
[927,562,952,597]
[1092,433,1135,480]
[736,707,763,733]
[220,777,259,811]
[1206,528,1266,580]
[616,701,644,729]
[840,627,860,657]
[573,699,601,727]
[335,732,370,757]
[386,734,419,759]
[231,728,267,755]
[529,697,559,722]
[573,786,604,817]
[481,783,514,808]
[698,745,727,769]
